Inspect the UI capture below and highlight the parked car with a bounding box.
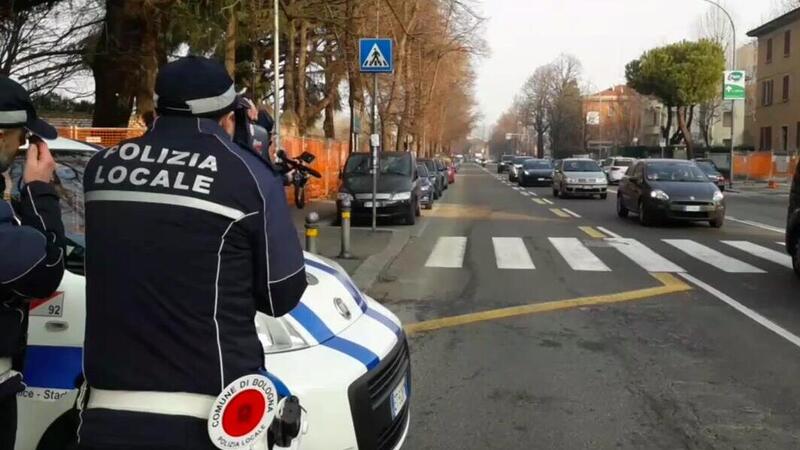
[693,158,727,191]
[338,151,421,225]
[417,163,435,209]
[787,159,800,277]
[602,157,635,184]
[552,158,608,199]
[617,159,725,228]
[497,154,514,173]
[12,140,412,450]
[419,158,444,199]
[518,159,554,187]
[435,158,449,189]
[507,156,533,182]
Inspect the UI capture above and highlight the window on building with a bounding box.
[783,75,790,102]
[762,80,774,106]
[767,38,773,63]
[785,30,792,57]
[723,111,733,127]
[760,127,773,151]
[782,126,789,151]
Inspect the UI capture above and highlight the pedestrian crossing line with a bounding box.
[520,191,531,196]
[606,238,685,273]
[404,273,692,335]
[663,239,764,273]
[492,237,536,269]
[549,238,611,271]
[425,236,468,268]
[541,198,554,205]
[561,208,581,218]
[529,191,539,197]
[721,241,793,269]
[533,199,547,205]
[579,226,606,239]
[550,208,571,218]
[776,242,786,246]
[596,226,622,239]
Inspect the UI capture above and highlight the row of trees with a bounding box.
[489,54,585,160]
[1,0,485,155]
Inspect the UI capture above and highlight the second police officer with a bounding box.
[78,57,308,450]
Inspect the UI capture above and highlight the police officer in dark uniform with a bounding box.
[79,57,307,450]
[0,76,66,449]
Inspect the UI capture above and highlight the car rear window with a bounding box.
[613,159,633,167]
[524,160,553,169]
[345,154,412,176]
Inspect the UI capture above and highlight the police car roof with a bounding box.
[19,137,100,152]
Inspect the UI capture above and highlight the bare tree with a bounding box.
[547,54,584,158]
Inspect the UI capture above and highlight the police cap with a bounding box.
[0,76,58,139]
[155,56,237,118]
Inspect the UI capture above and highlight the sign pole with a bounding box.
[729,35,736,189]
[372,73,378,231]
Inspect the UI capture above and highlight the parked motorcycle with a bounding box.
[277,150,323,209]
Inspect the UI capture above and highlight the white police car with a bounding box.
[12,139,410,450]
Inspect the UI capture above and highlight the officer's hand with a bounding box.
[23,138,56,184]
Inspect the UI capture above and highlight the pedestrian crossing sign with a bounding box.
[360,38,393,73]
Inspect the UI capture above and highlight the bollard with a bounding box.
[339,197,353,259]
[305,212,319,254]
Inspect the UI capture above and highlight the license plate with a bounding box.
[537,178,545,181]
[390,377,408,418]
[364,201,373,208]
[685,206,702,212]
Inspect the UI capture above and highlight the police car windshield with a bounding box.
[6,149,94,236]
[345,154,412,177]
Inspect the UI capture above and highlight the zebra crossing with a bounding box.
[423,235,790,274]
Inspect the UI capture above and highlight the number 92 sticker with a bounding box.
[29,292,64,318]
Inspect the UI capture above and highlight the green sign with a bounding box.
[723,70,746,101]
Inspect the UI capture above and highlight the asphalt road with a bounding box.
[371,163,800,450]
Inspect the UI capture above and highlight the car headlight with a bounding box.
[650,189,669,201]
[595,178,607,184]
[337,191,353,201]
[392,191,412,201]
[256,313,310,354]
[421,184,431,191]
[713,191,724,203]
[566,177,578,183]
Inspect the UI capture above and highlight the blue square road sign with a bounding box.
[359,38,393,73]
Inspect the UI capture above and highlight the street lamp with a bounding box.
[699,0,736,187]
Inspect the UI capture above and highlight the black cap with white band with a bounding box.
[0,76,58,140]
[154,56,237,118]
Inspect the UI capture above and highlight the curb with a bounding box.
[350,228,411,292]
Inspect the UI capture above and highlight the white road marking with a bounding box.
[663,239,764,273]
[561,208,582,218]
[607,188,618,194]
[512,187,522,191]
[520,191,531,196]
[679,273,800,350]
[492,237,536,270]
[721,241,793,269]
[541,198,554,205]
[606,238,685,273]
[532,199,546,205]
[425,237,468,268]
[727,216,785,234]
[777,242,786,246]
[596,226,623,239]
[549,238,610,271]
[528,191,538,197]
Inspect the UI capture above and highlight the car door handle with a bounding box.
[45,320,69,332]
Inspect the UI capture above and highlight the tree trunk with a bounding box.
[225,10,236,78]
[282,19,298,134]
[536,129,545,158]
[295,20,309,136]
[323,100,335,139]
[677,105,694,159]
[661,105,673,142]
[91,1,141,127]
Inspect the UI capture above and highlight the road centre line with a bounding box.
[404,273,692,335]
[550,208,571,218]
[727,216,785,234]
[596,226,623,239]
[679,273,800,350]
[533,199,546,205]
[541,198,554,205]
[561,208,581,218]
[579,226,607,239]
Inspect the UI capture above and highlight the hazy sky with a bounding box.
[474,0,787,134]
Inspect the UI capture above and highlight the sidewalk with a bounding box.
[728,180,791,196]
[290,200,409,290]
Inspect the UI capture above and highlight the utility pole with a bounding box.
[700,0,736,187]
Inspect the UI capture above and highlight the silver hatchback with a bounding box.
[553,158,608,199]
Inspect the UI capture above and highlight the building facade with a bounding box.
[582,85,644,156]
[747,7,800,154]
